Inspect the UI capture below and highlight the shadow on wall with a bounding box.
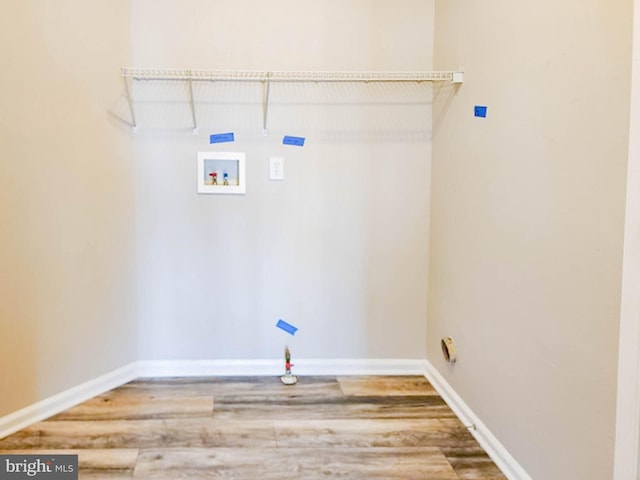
[115,79,435,142]
[432,81,462,137]
[0,307,38,418]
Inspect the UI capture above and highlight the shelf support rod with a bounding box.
[187,75,198,134]
[122,75,137,131]
[262,75,271,135]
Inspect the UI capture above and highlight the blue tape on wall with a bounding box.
[276,319,298,336]
[283,135,305,147]
[474,106,487,118]
[210,132,235,144]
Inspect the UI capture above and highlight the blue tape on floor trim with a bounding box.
[210,132,235,143]
[276,319,298,336]
[283,135,305,147]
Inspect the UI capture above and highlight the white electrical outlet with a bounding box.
[269,157,284,180]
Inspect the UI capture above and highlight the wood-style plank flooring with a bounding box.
[0,376,507,479]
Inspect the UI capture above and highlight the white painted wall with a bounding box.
[430,1,632,479]
[0,1,137,417]
[614,0,640,477]
[131,0,434,361]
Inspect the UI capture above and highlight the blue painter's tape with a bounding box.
[283,135,305,147]
[210,132,235,144]
[276,319,298,336]
[474,106,487,118]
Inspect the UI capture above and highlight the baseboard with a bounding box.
[135,359,282,377]
[136,358,429,377]
[424,361,532,480]
[294,358,428,376]
[0,363,138,440]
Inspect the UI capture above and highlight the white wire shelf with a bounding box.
[121,67,463,83]
[120,67,464,132]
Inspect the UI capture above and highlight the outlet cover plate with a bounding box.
[269,157,284,180]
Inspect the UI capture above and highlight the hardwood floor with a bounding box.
[0,376,506,479]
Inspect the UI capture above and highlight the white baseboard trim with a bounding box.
[0,363,138,440]
[136,358,429,377]
[295,358,428,376]
[424,361,532,480]
[135,359,282,377]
